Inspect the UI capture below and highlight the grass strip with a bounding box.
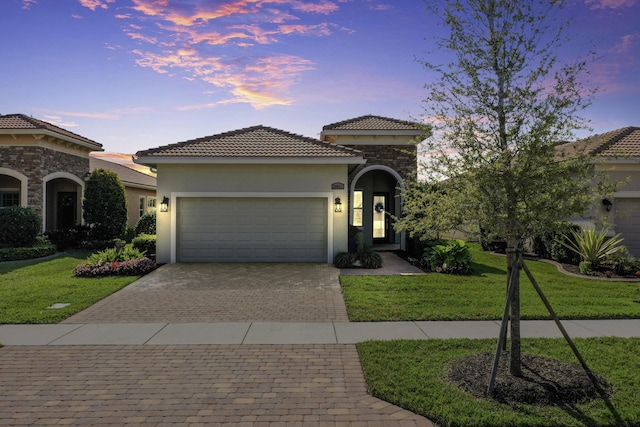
[0,252,140,323]
[357,338,640,427]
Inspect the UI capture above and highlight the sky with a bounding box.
[1,0,639,165]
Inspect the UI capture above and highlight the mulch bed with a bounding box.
[561,263,640,280]
[447,352,614,406]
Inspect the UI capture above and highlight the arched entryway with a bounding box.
[350,165,405,249]
[43,173,84,231]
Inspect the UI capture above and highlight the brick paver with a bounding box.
[0,345,432,426]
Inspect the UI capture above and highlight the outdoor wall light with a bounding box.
[160,196,169,213]
[602,198,613,212]
[334,197,342,213]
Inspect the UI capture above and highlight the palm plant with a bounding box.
[556,227,624,269]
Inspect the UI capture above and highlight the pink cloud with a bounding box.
[21,0,37,10]
[78,0,115,11]
[585,0,636,9]
[292,1,339,14]
[611,33,640,54]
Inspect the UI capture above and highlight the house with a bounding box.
[90,157,157,227]
[135,115,424,263]
[558,127,640,255]
[0,113,103,231]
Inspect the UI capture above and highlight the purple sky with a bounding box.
[1,0,639,155]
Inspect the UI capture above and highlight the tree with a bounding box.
[83,169,128,241]
[405,0,598,377]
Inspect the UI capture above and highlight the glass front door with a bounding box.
[373,194,388,242]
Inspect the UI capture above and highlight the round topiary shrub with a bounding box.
[0,206,41,247]
[135,211,156,236]
[132,233,156,255]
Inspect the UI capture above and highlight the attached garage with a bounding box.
[615,198,640,256]
[177,197,328,262]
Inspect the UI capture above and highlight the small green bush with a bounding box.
[0,236,57,261]
[132,234,156,255]
[579,261,593,275]
[135,211,156,236]
[334,252,356,268]
[0,206,41,247]
[122,227,136,243]
[73,245,155,277]
[84,246,146,266]
[533,222,581,264]
[358,249,383,269]
[45,225,90,251]
[424,239,473,274]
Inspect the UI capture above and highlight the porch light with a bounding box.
[160,196,169,213]
[602,198,613,212]
[334,197,342,213]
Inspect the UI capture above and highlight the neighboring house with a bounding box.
[0,113,103,231]
[90,157,157,228]
[135,115,424,263]
[558,127,640,255]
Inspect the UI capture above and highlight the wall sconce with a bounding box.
[602,198,613,212]
[334,197,342,213]
[160,196,169,213]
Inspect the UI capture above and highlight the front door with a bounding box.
[373,193,389,243]
[57,192,77,229]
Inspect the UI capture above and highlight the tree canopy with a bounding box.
[83,168,128,241]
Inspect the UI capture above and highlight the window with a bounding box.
[139,196,145,218]
[0,191,19,208]
[353,190,363,227]
[147,197,156,212]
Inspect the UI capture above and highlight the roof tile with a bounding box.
[136,125,362,158]
[557,127,640,158]
[322,115,421,131]
[0,113,102,149]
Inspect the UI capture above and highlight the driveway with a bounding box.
[63,262,349,323]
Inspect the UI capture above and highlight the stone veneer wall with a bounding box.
[348,144,417,182]
[0,146,89,217]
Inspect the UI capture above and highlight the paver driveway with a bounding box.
[1,260,434,426]
[63,263,349,323]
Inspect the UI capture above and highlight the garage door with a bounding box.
[177,197,328,262]
[615,198,640,256]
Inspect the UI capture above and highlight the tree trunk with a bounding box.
[507,247,522,377]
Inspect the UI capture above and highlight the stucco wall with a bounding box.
[154,163,349,263]
[125,187,156,228]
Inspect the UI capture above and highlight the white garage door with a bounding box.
[177,197,328,262]
[615,198,640,256]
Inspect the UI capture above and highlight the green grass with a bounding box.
[0,252,141,323]
[357,338,640,427]
[341,244,640,321]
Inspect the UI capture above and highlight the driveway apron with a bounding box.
[1,260,434,426]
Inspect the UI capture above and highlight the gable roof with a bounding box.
[557,127,640,159]
[322,115,422,132]
[0,113,103,151]
[90,157,156,190]
[135,125,364,165]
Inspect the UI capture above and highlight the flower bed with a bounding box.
[74,257,156,277]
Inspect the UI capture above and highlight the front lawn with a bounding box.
[358,338,640,427]
[341,244,640,321]
[0,252,141,323]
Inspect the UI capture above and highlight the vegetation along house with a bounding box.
[135,115,424,264]
[0,113,104,231]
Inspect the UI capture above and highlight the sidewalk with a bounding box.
[2,319,639,346]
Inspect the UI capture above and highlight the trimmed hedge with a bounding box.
[132,234,156,255]
[135,211,156,236]
[0,244,57,262]
[0,206,41,247]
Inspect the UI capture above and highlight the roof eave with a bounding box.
[321,129,424,137]
[134,156,366,166]
[0,129,103,151]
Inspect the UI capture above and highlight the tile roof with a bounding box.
[322,115,422,131]
[0,113,103,149]
[135,125,363,159]
[557,127,640,158]
[90,157,156,189]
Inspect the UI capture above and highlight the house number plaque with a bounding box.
[331,182,345,190]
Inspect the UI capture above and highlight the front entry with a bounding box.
[372,193,390,243]
[57,192,77,229]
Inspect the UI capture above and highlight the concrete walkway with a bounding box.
[2,319,640,346]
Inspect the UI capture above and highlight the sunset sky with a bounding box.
[1,0,639,158]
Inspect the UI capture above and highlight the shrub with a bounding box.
[83,169,127,240]
[358,249,383,269]
[603,247,639,276]
[122,227,136,243]
[73,245,155,277]
[424,239,473,274]
[45,225,90,251]
[135,211,156,236]
[556,227,624,268]
[132,234,156,255]
[0,236,57,261]
[533,222,581,264]
[579,261,593,275]
[334,252,356,268]
[0,206,41,247]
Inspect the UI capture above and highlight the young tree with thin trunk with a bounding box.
[405,0,598,376]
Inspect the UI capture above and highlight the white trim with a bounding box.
[0,129,103,151]
[42,172,85,231]
[135,156,365,166]
[350,165,407,250]
[0,168,28,207]
[169,192,334,264]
